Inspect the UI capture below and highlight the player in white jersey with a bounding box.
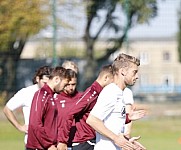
[87,53,146,150]
[90,83,127,150]
[3,66,51,145]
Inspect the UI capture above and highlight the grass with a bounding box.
[0,121,24,149]
[132,118,181,150]
[0,102,181,150]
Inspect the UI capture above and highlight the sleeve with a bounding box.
[32,92,55,148]
[57,86,98,143]
[90,88,116,121]
[123,88,134,105]
[6,88,26,110]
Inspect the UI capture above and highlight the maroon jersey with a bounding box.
[55,90,82,146]
[57,81,103,144]
[26,84,58,149]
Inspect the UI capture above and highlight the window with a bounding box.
[163,51,171,62]
[139,51,149,65]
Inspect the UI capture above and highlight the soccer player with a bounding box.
[26,67,71,150]
[3,66,51,146]
[55,69,82,150]
[86,53,145,150]
[62,60,78,74]
[57,64,114,150]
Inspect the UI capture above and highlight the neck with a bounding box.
[113,76,126,90]
[96,79,104,88]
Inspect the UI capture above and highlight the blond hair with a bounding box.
[62,60,78,74]
[112,53,140,75]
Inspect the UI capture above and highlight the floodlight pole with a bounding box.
[52,0,58,67]
[125,0,129,53]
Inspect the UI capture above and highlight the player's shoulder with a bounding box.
[123,87,133,94]
[16,84,37,94]
[101,83,119,97]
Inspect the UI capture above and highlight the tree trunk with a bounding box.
[0,40,25,103]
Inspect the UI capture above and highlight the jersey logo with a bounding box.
[121,106,126,117]
[60,100,65,108]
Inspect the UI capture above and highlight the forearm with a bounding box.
[124,122,132,138]
[86,114,118,142]
[35,126,56,149]
[3,106,22,130]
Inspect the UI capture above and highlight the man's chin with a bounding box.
[56,89,63,94]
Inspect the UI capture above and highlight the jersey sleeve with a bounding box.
[90,87,116,121]
[57,86,99,144]
[123,88,134,105]
[6,88,26,110]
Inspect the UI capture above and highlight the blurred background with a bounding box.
[0,0,181,150]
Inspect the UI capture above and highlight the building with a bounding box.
[21,36,181,101]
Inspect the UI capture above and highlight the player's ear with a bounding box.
[36,76,40,83]
[121,68,127,76]
[54,76,60,85]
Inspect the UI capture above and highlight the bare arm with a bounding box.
[86,114,136,150]
[3,106,27,133]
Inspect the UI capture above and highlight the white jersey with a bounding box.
[123,87,134,105]
[6,84,39,144]
[90,83,126,150]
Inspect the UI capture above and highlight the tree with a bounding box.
[82,0,157,86]
[0,0,49,100]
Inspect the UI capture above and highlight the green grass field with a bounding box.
[0,120,25,149]
[132,118,181,150]
[0,102,181,150]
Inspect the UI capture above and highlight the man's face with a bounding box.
[37,75,49,88]
[64,77,77,95]
[122,63,139,86]
[54,78,69,94]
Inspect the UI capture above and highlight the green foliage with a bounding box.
[120,0,157,23]
[0,0,50,101]
[84,0,158,61]
[0,0,49,51]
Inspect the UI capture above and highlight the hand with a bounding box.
[57,142,67,150]
[18,124,28,133]
[128,109,146,121]
[113,134,137,150]
[129,136,146,150]
[48,145,57,150]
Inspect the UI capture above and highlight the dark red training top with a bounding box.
[57,81,103,144]
[26,84,58,149]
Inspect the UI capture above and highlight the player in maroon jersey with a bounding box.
[57,64,114,150]
[55,69,82,149]
[26,67,71,150]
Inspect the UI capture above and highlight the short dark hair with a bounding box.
[66,69,77,79]
[32,66,52,84]
[49,66,71,81]
[98,64,113,78]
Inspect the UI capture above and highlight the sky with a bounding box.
[129,0,181,38]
